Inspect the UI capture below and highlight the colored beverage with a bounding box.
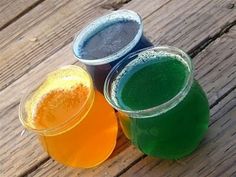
[104,46,209,159]
[80,20,139,59]
[19,66,118,168]
[73,10,152,92]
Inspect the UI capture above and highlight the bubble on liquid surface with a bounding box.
[24,66,91,127]
[110,50,190,109]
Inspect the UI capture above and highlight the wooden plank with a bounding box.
[0,0,236,92]
[0,0,235,176]
[0,0,43,30]
[140,0,236,50]
[23,25,236,177]
[0,0,71,48]
[0,0,170,49]
[0,0,109,91]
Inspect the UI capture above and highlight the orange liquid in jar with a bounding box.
[24,66,118,168]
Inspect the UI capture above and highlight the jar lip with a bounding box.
[104,46,194,118]
[18,65,95,136]
[72,9,143,66]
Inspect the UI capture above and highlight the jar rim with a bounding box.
[18,65,95,136]
[104,46,194,118]
[72,9,143,66]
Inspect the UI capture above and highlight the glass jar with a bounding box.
[19,65,118,168]
[73,10,153,92]
[104,46,209,159]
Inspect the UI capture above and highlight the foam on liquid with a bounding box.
[110,50,190,110]
[25,66,91,128]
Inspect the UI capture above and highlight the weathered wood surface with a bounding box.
[0,0,72,48]
[0,0,235,91]
[0,0,235,176]
[0,0,43,30]
[0,0,110,91]
[25,24,236,177]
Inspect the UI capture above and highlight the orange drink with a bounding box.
[19,65,118,168]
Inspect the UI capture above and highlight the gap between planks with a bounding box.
[189,19,236,58]
[18,157,51,177]
[0,0,130,31]
[0,0,46,31]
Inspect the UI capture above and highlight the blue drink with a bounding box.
[73,10,152,92]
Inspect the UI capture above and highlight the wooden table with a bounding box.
[0,0,236,176]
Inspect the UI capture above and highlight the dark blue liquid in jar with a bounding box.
[74,12,153,93]
[80,21,140,59]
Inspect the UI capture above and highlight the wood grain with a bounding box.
[0,0,108,91]
[0,0,235,176]
[0,0,71,49]
[0,0,235,91]
[0,0,43,30]
[23,25,236,177]
[140,0,236,50]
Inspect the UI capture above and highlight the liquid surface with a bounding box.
[113,54,209,159]
[25,67,91,129]
[25,66,118,168]
[120,56,188,110]
[34,85,89,129]
[80,20,139,59]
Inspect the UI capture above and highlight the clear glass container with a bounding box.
[73,10,153,92]
[19,65,118,168]
[104,46,209,159]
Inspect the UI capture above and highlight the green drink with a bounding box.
[104,46,209,159]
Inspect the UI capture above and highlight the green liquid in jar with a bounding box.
[116,55,209,159]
